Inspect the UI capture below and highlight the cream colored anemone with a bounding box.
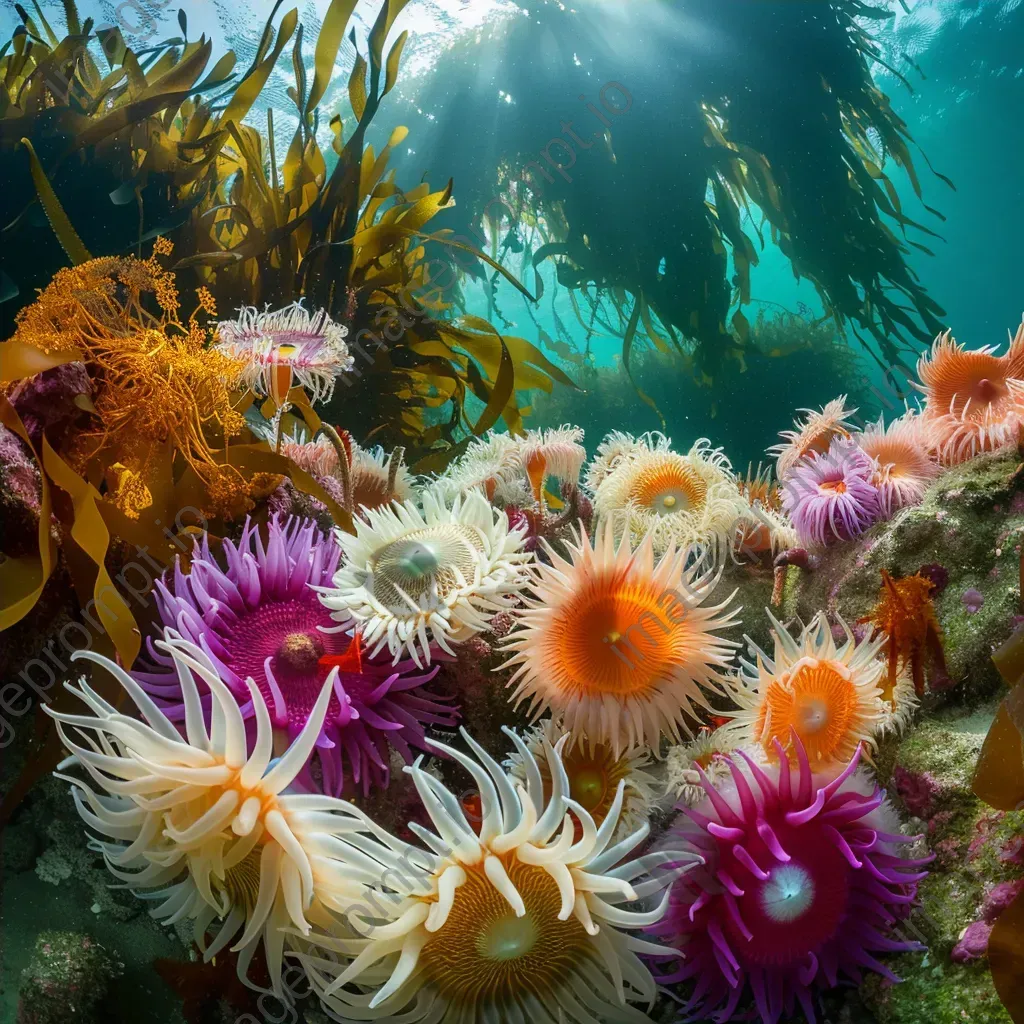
[348,443,418,512]
[432,430,531,506]
[855,412,940,516]
[296,726,692,1023]
[771,395,858,479]
[664,726,741,808]
[593,438,748,557]
[505,719,659,841]
[321,490,530,666]
[719,611,889,770]
[518,424,587,505]
[500,520,741,758]
[45,633,369,998]
[584,430,671,494]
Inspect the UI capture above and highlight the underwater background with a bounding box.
[1,1,1024,1022]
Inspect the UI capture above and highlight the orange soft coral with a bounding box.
[861,569,948,698]
[9,251,246,517]
[915,324,1024,465]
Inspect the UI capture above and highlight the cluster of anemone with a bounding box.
[591,435,750,558]
[135,516,458,796]
[39,405,942,1024]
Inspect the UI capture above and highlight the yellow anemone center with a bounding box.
[631,460,707,516]
[756,660,857,766]
[419,857,588,1005]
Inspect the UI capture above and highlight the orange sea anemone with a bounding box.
[915,324,1024,465]
[720,611,888,771]
[732,463,796,559]
[861,569,948,698]
[771,396,857,479]
[500,520,741,757]
[855,412,940,516]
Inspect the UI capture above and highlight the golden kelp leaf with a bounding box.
[0,340,83,383]
[0,396,56,631]
[988,890,1024,1024]
[349,51,368,121]
[20,138,91,266]
[994,624,1024,688]
[973,692,1024,812]
[383,29,408,96]
[222,8,298,128]
[306,0,358,115]
[41,438,142,668]
[472,336,514,436]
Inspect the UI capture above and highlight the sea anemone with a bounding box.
[719,611,888,771]
[593,438,748,557]
[500,519,741,758]
[432,430,529,506]
[215,301,354,406]
[781,437,882,546]
[505,719,659,839]
[583,430,670,493]
[296,726,689,1023]
[518,424,587,504]
[855,412,940,516]
[46,636,370,997]
[135,516,457,796]
[321,491,530,665]
[649,737,930,1024]
[771,396,858,480]
[915,324,1024,464]
[665,726,740,808]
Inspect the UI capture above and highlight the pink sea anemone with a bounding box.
[782,438,882,546]
[135,516,458,796]
[649,737,930,1024]
[855,412,940,516]
[915,324,1024,465]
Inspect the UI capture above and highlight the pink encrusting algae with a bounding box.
[649,736,930,1024]
[135,515,458,796]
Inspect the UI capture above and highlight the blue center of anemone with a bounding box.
[759,863,814,923]
[397,541,440,579]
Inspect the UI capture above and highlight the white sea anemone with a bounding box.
[664,726,741,808]
[320,490,531,665]
[432,430,531,506]
[593,438,748,557]
[215,301,353,405]
[45,634,369,998]
[519,424,587,504]
[584,430,671,493]
[296,726,692,1023]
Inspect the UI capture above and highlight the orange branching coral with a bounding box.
[8,250,247,517]
[861,569,948,698]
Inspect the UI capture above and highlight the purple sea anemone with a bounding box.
[649,735,930,1024]
[135,515,458,795]
[782,438,882,546]
[962,588,985,614]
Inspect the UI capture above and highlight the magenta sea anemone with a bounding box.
[782,437,882,546]
[649,737,930,1024]
[135,516,458,796]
